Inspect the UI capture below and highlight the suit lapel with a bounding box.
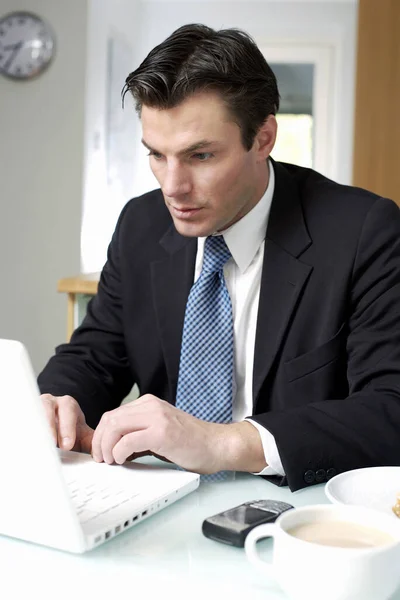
[151,226,197,399]
[253,161,313,405]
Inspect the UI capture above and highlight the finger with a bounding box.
[92,407,151,463]
[101,424,123,465]
[91,414,108,462]
[101,420,148,464]
[100,415,148,464]
[79,425,95,455]
[112,430,153,465]
[56,397,79,450]
[41,394,58,445]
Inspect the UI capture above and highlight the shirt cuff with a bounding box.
[245,418,285,476]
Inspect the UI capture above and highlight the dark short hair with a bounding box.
[122,24,280,150]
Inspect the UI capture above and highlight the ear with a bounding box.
[254,115,277,161]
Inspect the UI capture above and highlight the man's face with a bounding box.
[141,91,274,237]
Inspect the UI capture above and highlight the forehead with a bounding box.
[141,91,241,151]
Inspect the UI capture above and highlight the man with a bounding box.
[38,24,400,491]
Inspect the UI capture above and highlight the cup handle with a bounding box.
[244,523,277,576]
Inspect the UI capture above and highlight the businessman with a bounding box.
[38,24,400,491]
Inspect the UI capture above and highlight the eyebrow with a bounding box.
[141,139,217,156]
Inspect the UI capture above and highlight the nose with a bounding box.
[162,164,192,198]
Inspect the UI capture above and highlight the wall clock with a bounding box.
[0,11,55,80]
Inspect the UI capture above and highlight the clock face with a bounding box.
[0,11,55,80]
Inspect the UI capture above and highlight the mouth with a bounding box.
[170,205,203,220]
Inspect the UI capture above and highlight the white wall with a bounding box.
[131,0,358,197]
[0,0,87,373]
[0,0,141,372]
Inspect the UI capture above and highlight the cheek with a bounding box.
[199,159,242,195]
[209,162,249,206]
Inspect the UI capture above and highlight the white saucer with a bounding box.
[325,466,400,517]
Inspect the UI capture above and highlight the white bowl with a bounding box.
[325,466,400,517]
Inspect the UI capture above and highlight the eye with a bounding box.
[147,150,163,160]
[192,152,214,161]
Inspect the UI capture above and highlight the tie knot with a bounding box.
[202,235,231,273]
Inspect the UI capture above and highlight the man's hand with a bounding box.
[40,394,94,454]
[91,395,267,474]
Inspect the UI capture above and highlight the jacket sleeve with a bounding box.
[251,197,400,491]
[38,202,134,429]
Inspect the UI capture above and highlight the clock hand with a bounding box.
[3,43,19,50]
[3,41,23,71]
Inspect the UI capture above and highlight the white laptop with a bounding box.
[0,339,200,553]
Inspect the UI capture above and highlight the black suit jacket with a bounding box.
[38,161,400,491]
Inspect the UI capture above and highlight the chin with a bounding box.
[172,219,215,238]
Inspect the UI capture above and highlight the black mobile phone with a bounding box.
[202,499,294,547]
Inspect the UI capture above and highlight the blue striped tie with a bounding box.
[175,235,234,423]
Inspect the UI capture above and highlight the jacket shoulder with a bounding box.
[276,161,399,220]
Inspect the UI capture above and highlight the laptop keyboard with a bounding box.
[66,476,141,524]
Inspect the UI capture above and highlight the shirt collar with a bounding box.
[221,159,275,273]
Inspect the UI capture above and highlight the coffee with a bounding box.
[288,520,395,548]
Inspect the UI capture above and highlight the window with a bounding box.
[270,63,313,168]
[261,44,335,179]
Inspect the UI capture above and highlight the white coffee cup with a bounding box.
[245,503,400,600]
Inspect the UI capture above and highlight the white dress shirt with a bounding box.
[193,161,285,476]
